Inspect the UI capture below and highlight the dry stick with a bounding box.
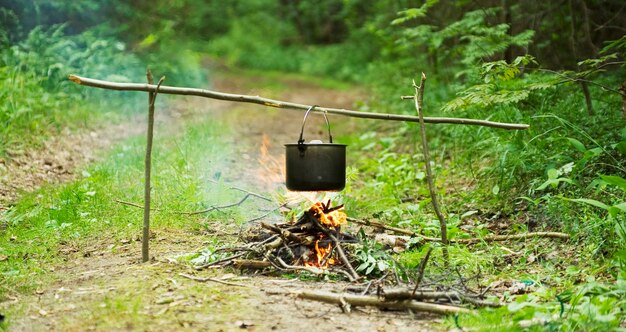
[206,178,272,202]
[193,252,247,270]
[382,289,501,308]
[244,204,286,223]
[348,217,570,243]
[260,222,314,246]
[232,259,273,269]
[411,247,433,296]
[412,74,449,266]
[142,72,165,263]
[68,74,529,130]
[178,273,250,287]
[450,232,570,244]
[142,69,154,263]
[311,219,360,282]
[116,199,152,210]
[619,82,626,116]
[296,290,471,315]
[347,217,414,236]
[272,255,327,276]
[180,193,253,215]
[114,194,267,216]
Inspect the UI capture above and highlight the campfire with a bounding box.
[254,200,359,278]
[195,199,360,281]
[295,201,347,269]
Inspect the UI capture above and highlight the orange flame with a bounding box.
[304,239,336,269]
[257,133,286,190]
[310,202,347,228]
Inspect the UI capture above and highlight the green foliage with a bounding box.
[393,6,535,79]
[353,229,392,276]
[0,15,209,155]
[390,0,438,26]
[1,1,625,328]
[0,24,146,155]
[451,276,626,331]
[442,56,556,112]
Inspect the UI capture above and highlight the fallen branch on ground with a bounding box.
[193,252,247,270]
[383,288,501,308]
[232,259,272,269]
[348,217,570,243]
[179,273,250,287]
[295,290,472,315]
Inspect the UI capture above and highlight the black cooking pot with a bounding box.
[285,105,346,191]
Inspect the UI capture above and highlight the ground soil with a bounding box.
[1,67,442,331]
[0,123,144,208]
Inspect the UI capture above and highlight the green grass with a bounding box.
[0,115,269,300]
[0,24,208,157]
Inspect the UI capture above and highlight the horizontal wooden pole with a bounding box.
[68,74,529,130]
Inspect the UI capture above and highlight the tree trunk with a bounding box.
[501,0,513,63]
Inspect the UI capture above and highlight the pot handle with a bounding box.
[298,105,333,145]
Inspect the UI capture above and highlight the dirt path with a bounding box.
[0,123,144,208]
[1,68,440,331]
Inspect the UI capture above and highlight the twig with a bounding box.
[411,73,449,266]
[180,193,252,215]
[296,290,472,315]
[179,273,250,287]
[382,289,501,308]
[411,247,433,296]
[311,219,359,282]
[68,74,529,130]
[206,178,272,202]
[232,259,273,269]
[115,199,153,210]
[348,217,415,236]
[244,204,286,223]
[533,68,626,97]
[273,256,327,276]
[260,222,314,246]
[348,217,570,243]
[450,232,570,244]
[114,195,269,216]
[142,72,165,263]
[193,252,247,270]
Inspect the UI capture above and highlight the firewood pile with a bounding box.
[186,200,506,315]
[195,200,362,281]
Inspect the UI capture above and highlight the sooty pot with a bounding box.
[285,105,346,191]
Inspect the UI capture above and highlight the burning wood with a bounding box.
[268,200,352,270]
[218,199,359,279]
[309,201,346,228]
[304,238,336,269]
[186,199,506,315]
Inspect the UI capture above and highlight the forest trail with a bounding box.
[2,67,440,331]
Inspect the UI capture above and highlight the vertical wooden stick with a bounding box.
[412,73,449,266]
[411,247,433,296]
[142,69,164,263]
